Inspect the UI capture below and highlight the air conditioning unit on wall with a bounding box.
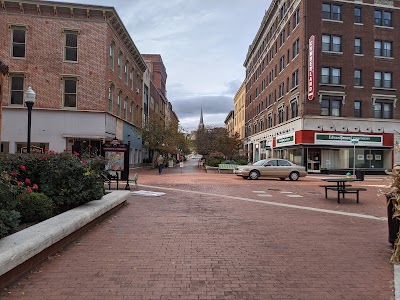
[136,88,140,94]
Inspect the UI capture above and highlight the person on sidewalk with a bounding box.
[157,155,165,174]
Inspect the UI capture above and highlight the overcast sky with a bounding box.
[54,0,271,132]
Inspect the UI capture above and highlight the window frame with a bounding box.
[374,71,392,88]
[11,26,27,59]
[354,100,361,118]
[354,7,362,23]
[321,67,341,85]
[354,69,362,86]
[354,38,362,54]
[117,51,123,78]
[374,101,393,119]
[374,40,392,57]
[109,41,115,70]
[322,34,342,52]
[374,9,392,27]
[9,73,25,105]
[117,91,122,116]
[321,98,342,117]
[108,84,114,113]
[62,77,78,108]
[322,3,341,21]
[64,30,78,63]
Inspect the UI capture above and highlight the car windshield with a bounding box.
[253,160,268,166]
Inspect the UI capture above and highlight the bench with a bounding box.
[218,164,237,173]
[329,187,367,203]
[101,171,120,190]
[129,173,138,189]
[319,184,352,199]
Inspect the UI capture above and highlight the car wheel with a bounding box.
[249,170,260,180]
[279,178,285,181]
[289,171,299,181]
[242,176,249,179]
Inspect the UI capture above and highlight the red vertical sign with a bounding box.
[308,35,316,101]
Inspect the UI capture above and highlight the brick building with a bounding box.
[0,58,9,146]
[0,0,146,165]
[224,110,234,137]
[243,0,400,173]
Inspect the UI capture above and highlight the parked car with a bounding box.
[234,158,307,181]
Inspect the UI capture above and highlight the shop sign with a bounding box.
[308,35,316,101]
[314,134,383,146]
[276,133,295,147]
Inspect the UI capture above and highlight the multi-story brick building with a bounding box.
[0,0,147,165]
[0,58,9,145]
[233,81,246,140]
[244,0,400,173]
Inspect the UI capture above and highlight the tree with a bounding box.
[194,127,242,158]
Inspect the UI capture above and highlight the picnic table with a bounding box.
[320,178,366,203]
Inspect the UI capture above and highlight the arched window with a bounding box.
[108,84,114,113]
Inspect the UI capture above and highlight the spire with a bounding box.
[198,108,204,130]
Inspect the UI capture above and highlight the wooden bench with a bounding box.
[218,164,237,173]
[319,184,352,199]
[329,187,367,203]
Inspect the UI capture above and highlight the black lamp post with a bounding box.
[24,86,36,154]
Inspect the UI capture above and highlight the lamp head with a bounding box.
[24,86,36,105]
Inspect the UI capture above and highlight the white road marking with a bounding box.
[280,191,293,194]
[257,194,273,197]
[286,195,303,198]
[138,184,386,221]
[253,191,266,193]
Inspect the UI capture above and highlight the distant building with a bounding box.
[244,0,400,173]
[233,81,246,140]
[224,110,234,137]
[0,0,146,165]
[198,108,205,131]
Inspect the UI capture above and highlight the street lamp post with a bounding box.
[24,87,36,154]
[351,138,359,178]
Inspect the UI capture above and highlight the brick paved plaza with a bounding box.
[1,160,394,299]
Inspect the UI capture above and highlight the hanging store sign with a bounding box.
[276,133,295,147]
[314,134,383,146]
[308,35,316,101]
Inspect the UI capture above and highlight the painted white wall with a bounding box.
[2,108,108,153]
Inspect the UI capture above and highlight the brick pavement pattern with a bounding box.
[1,160,394,299]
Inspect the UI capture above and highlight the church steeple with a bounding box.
[198,108,204,130]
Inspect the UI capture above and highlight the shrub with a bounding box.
[234,158,248,165]
[17,192,53,223]
[205,158,222,167]
[0,209,20,239]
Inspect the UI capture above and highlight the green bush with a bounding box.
[0,209,20,238]
[17,192,53,223]
[234,158,248,165]
[205,158,222,167]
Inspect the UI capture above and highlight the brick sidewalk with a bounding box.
[1,162,394,299]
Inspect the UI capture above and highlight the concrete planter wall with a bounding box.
[0,191,130,289]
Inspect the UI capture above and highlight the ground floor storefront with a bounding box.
[246,130,395,174]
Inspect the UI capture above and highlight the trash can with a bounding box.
[387,194,400,247]
[355,169,364,180]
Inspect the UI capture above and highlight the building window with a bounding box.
[130,68,134,90]
[109,42,115,70]
[355,38,362,54]
[354,69,362,86]
[124,97,128,119]
[322,3,341,21]
[354,101,361,117]
[374,10,392,27]
[279,82,285,97]
[278,107,284,123]
[118,51,122,78]
[374,40,392,57]
[291,101,298,118]
[279,30,285,47]
[129,101,134,122]
[374,102,393,119]
[108,84,114,113]
[321,67,341,84]
[9,74,24,105]
[321,98,341,116]
[125,61,129,84]
[279,56,285,72]
[354,7,362,23]
[64,31,78,62]
[293,38,299,58]
[63,78,77,108]
[374,71,392,88]
[293,9,300,27]
[11,26,26,58]
[117,91,122,116]
[292,69,299,88]
[322,34,341,52]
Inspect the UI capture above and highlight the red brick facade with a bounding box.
[0,0,146,128]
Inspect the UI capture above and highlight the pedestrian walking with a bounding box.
[157,155,164,174]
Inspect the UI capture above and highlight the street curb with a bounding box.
[0,191,130,279]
